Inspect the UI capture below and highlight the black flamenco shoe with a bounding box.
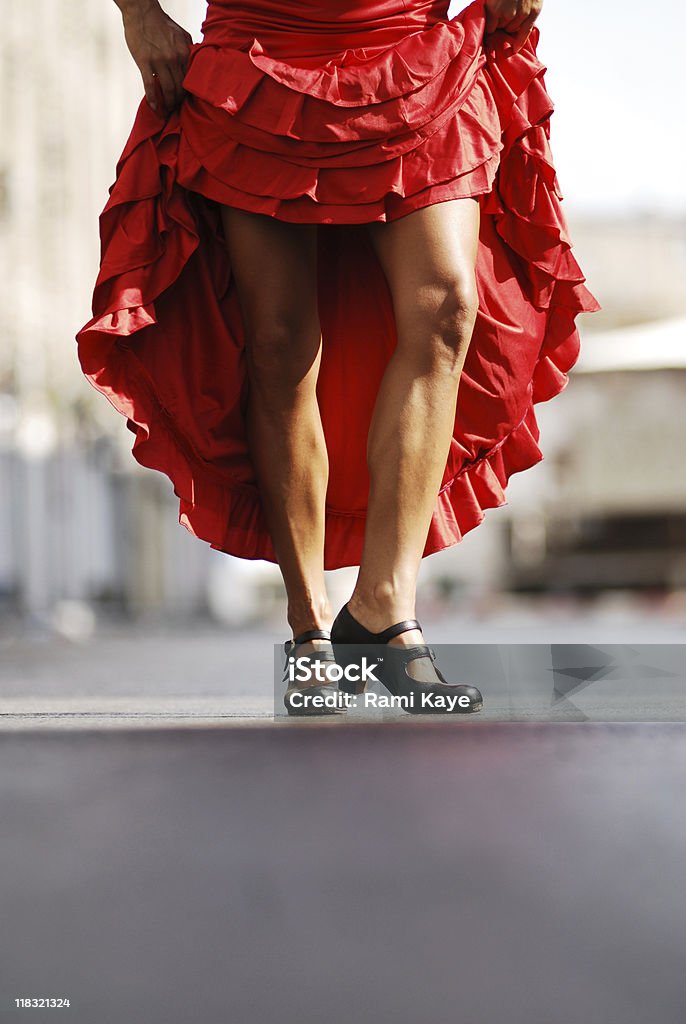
[331,603,483,715]
[282,628,347,716]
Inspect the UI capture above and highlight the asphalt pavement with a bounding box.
[1,613,686,1021]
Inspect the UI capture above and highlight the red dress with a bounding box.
[76,0,600,569]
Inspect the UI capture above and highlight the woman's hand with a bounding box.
[116,0,193,114]
[484,0,543,54]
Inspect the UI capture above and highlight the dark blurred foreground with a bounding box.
[1,723,685,1022]
[2,608,685,1021]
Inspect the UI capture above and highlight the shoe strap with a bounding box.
[376,619,422,643]
[293,628,332,644]
[284,628,332,653]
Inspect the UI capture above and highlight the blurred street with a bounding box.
[2,605,686,1022]
[1,595,686,727]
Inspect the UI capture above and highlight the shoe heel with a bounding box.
[331,642,366,695]
[282,628,348,716]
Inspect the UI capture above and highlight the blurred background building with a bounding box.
[1,0,685,637]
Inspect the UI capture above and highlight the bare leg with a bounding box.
[349,198,481,679]
[219,206,331,642]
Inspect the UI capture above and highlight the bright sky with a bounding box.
[187,0,686,215]
[510,0,686,215]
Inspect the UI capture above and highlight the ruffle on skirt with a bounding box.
[76,0,600,569]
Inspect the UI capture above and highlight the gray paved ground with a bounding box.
[1,602,686,724]
[2,723,686,1022]
[1,610,685,726]
[1,613,686,1021]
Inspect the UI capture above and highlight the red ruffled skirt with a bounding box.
[76,0,600,569]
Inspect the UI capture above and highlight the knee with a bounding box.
[421,275,479,355]
[244,316,320,396]
[401,274,479,371]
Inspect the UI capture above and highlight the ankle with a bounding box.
[287,598,333,638]
[347,580,416,633]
